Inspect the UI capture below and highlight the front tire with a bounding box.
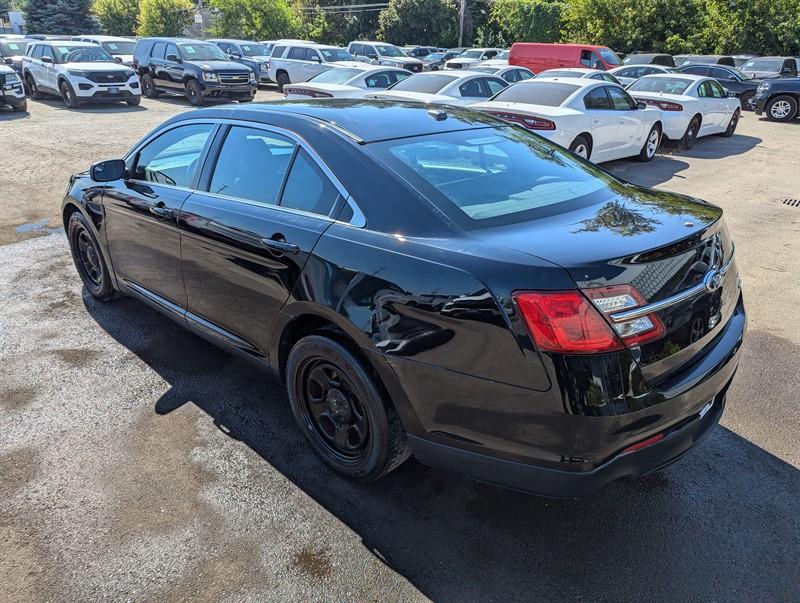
[765,95,798,122]
[721,109,740,137]
[287,335,410,482]
[568,135,591,160]
[67,212,115,302]
[12,99,27,112]
[60,80,81,108]
[636,124,661,162]
[126,95,141,106]
[185,79,204,106]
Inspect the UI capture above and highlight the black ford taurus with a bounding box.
[63,101,745,497]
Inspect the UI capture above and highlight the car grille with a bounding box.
[219,72,252,85]
[85,71,129,83]
[404,63,422,72]
[449,63,463,69]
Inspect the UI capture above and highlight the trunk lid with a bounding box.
[473,186,740,384]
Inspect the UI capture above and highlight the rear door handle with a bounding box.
[149,205,174,219]
[260,237,299,254]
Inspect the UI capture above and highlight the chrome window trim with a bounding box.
[609,246,736,323]
[123,117,366,228]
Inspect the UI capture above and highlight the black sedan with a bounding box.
[63,101,745,497]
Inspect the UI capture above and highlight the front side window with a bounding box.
[597,47,622,66]
[319,48,353,62]
[288,47,306,60]
[133,124,214,187]
[607,86,636,110]
[40,46,56,62]
[709,67,735,81]
[372,128,614,228]
[280,149,339,215]
[209,126,295,206]
[708,81,726,98]
[165,43,179,61]
[152,41,166,60]
[271,45,286,58]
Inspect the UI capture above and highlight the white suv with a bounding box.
[347,41,423,73]
[71,35,137,66]
[23,41,141,108]
[268,42,359,91]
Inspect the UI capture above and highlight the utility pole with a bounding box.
[458,0,466,47]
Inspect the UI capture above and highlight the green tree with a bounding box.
[93,0,139,35]
[295,1,380,46]
[378,0,458,46]
[136,0,192,36]
[700,0,800,55]
[488,0,562,43]
[24,0,98,33]
[209,0,298,40]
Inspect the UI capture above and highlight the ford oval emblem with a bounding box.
[704,270,723,292]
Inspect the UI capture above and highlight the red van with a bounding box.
[509,43,623,73]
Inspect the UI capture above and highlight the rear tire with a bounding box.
[67,212,115,302]
[765,95,797,122]
[276,71,290,92]
[286,335,410,482]
[568,135,591,160]
[681,116,700,149]
[720,109,740,137]
[141,74,159,98]
[185,79,204,106]
[25,73,43,100]
[636,124,661,162]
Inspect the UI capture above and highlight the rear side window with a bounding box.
[607,86,636,110]
[365,70,402,88]
[133,124,214,188]
[583,86,612,109]
[280,149,339,215]
[493,82,579,106]
[209,126,295,206]
[682,65,708,76]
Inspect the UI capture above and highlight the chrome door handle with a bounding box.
[260,237,299,254]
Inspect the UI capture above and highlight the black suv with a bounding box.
[133,37,257,106]
[754,77,800,122]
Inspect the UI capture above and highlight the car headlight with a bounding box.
[757,82,771,91]
[249,72,256,83]
[259,63,268,72]
[67,70,92,78]
[125,70,136,79]
[202,71,219,82]
[5,72,20,84]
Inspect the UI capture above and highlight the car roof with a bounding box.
[173,99,499,144]
[539,67,598,75]
[208,38,262,45]
[526,76,606,88]
[76,35,132,42]
[638,73,703,81]
[34,40,96,47]
[140,37,209,44]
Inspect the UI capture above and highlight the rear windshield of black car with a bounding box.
[491,82,579,106]
[390,74,459,94]
[370,127,617,229]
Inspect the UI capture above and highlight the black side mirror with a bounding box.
[114,56,122,63]
[41,55,52,64]
[166,54,180,63]
[230,53,241,60]
[3,57,12,65]
[90,159,126,182]
[637,101,647,110]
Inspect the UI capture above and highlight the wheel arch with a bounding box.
[572,132,593,156]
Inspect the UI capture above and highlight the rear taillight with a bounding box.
[583,285,666,346]
[637,98,683,111]
[620,433,664,455]
[514,285,665,355]
[514,291,624,354]
[486,110,556,131]
[284,88,333,98]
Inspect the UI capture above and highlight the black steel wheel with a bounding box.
[25,73,42,99]
[721,109,740,137]
[141,74,159,98]
[185,79,204,106]
[681,116,700,150]
[287,335,410,481]
[60,80,81,108]
[67,212,115,301]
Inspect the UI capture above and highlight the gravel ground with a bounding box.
[1,92,799,602]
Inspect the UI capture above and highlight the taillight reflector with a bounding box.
[513,291,624,354]
[637,98,683,111]
[620,433,664,455]
[486,110,556,131]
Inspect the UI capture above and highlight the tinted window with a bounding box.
[741,58,782,71]
[102,40,135,55]
[619,66,643,78]
[372,129,613,228]
[484,77,507,96]
[709,67,735,80]
[310,68,361,84]
[607,86,636,109]
[583,86,612,109]
[288,47,307,60]
[41,46,56,62]
[681,65,708,76]
[304,48,321,61]
[134,124,213,187]
[319,48,353,62]
[628,77,691,94]
[708,80,726,98]
[391,74,458,94]
[31,45,43,59]
[152,41,166,60]
[280,149,339,215]
[271,45,286,58]
[493,82,579,106]
[365,70,402,88]
[165,43,179,61]
[209,127,295,206]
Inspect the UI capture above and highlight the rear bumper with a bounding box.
[403,294,746,497]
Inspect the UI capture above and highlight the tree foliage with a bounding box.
[700,0,800,55]
[136,0,191,36]
[24,0,97,34]
[295,0,380,46]
[93,0,138,35]
[209,0,298,40]
[378,0,458,46]
[488,0,562,44]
